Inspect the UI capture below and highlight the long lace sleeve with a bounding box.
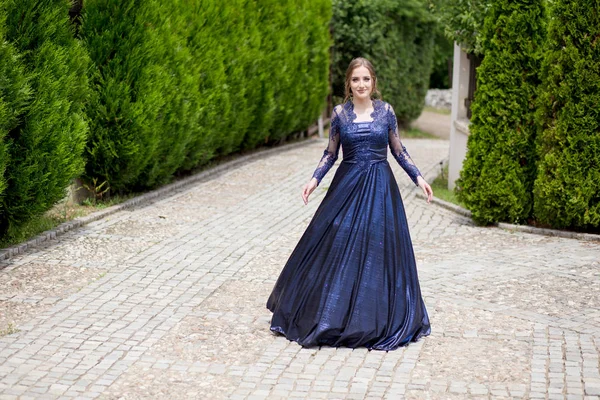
[387,104,422,186]
[312,106,342,185]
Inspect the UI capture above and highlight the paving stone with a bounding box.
[0,138,598,399]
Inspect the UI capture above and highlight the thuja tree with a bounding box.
[455,1,546,224]
[84,0,331,189]
[136,0,202,188]
[183,0,250,162]
[534,0,600,230]
[186,0,330,155]
[262,0,331,142]
[82,0,201,191]
[0,9,29,202]
[0,0,89,234]
[331,0,436,127]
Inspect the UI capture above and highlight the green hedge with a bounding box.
[83,0,331,193]
[455,1,545,224]
[0,0,89,235]
[533,0,600,230]
[0,9,27,203]
[82,0,199,191]
[0,0,330,239]
[331,0,436,127]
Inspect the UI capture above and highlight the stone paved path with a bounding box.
[411,111,451,140]
[0,138,599,400]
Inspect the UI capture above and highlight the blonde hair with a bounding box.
[343,57,382,103]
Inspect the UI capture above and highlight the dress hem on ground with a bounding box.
[268,310,431,351]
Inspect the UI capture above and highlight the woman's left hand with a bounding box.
[417,176,433,204]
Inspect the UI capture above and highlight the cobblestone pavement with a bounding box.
[1,138,599,400]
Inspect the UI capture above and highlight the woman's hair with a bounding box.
[343,57,382,103]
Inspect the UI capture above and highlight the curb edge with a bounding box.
[0,137,321,263]
[416,183,600,243]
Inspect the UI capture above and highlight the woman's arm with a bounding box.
[312,106,342,185]
[302,106,342,204]
[387,104,433,202]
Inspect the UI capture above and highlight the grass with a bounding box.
[423,106,451,115]
[403,127,440,140]
[430,165,464,207]
[0,215,69,249]
[0,194,133,250]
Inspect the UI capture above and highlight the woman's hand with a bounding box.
[302,178,319,205]
[417,176,433,204]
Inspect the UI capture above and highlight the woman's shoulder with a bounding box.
[374,99,392,110]
[333,102,349,113]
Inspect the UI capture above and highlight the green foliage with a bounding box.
[533,0,600,230]
[455,0,546,224]
[183,0,330,156]
[429,28,453,89]
[432,0,491,54]
[82,0,196,192]
[331,0,437,127]
[0,9,32,203]
[0,0,89,234]
[83,0,330,191]
[432,165,464,206]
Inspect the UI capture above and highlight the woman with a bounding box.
[266,57,432,351]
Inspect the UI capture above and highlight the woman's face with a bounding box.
[350,66,373,101]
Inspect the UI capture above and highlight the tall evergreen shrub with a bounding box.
[455,1,545,224]
[84,0,330,190]
[183,0,250,161]
[265,0,331,142]
[0,0,89,234]
[331,0,436,127]
[187,0,330,153]
[83,0,200,192]
[0,10,30,201]
[534,0,600,230]
[137,0,202,188]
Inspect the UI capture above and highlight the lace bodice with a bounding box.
[312,100,422,186]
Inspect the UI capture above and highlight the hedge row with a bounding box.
[534,0,600,229]
[83,0,331,193]
[454,0,600,231]
[455,0,546,224]
[331,0,437,128]
[0,0,331,235]
[0,0,89,235]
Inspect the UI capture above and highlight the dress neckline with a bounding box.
[346,99,382,124]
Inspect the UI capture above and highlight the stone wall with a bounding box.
[425,89,452,110]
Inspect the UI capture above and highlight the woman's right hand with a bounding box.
[302,178,319,205]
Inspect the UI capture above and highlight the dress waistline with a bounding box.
[341,158,388,166]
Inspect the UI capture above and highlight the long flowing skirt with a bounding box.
[266,160,431,351]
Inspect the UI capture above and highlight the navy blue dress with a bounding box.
[266,100,431,351]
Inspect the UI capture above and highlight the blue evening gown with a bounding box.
[266,99,431,351]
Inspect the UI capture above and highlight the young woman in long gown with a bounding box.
[266,57,433,351]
